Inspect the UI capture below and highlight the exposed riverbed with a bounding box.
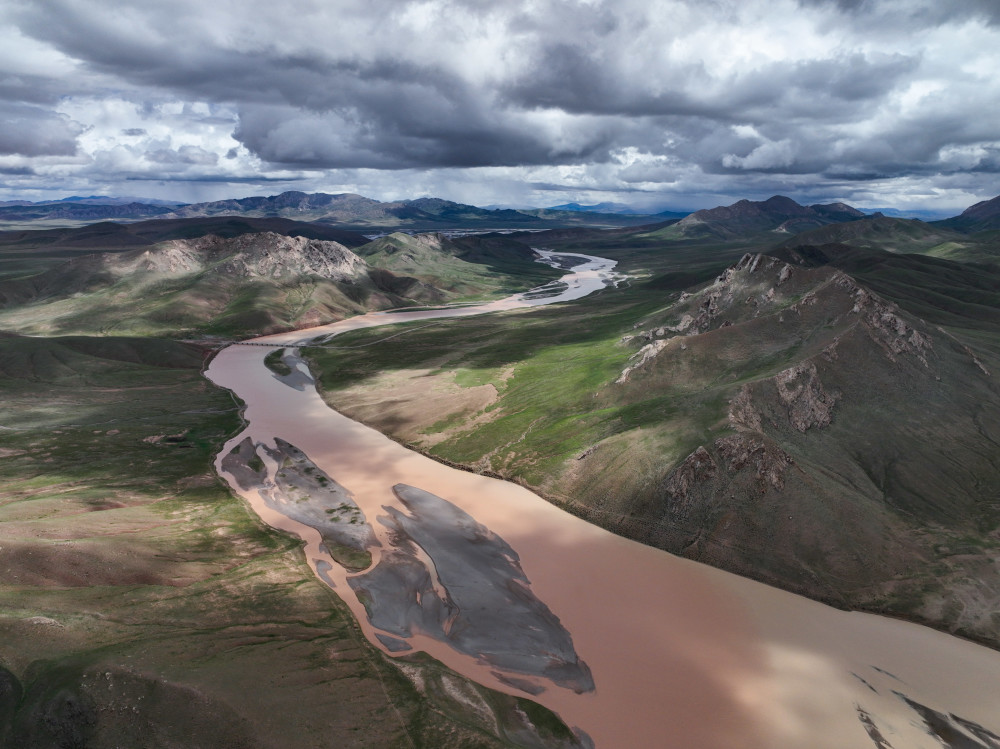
[207,251,1000,748]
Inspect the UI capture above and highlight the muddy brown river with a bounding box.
[206,252,1000,748]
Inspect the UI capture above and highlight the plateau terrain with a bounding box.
[0,211,591,748]
[5,2,1000,744]
[2,190,1000,747]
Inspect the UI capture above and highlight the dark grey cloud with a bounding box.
[0,72,79,106]
[0,104,81,156]
[147,144,218,165]
[0,165,35,175]
[0,0,998,211]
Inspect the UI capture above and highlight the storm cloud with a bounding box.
[0,0,998,211]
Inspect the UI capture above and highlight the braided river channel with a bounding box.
[206,252,1000,748]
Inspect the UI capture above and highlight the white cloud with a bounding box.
[723,139,798,170]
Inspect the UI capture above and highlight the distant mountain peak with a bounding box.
[959,194,1000,221]
[674,195,865,238]
[932,193,1000,232]
[760,195,807,211]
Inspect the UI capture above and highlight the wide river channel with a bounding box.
[206,252,1000,749]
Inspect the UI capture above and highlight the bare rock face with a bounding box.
[773,362,838,432]
[714,434,794,493]
[184,232,369,281]
[661,447,717,513]
[131,245,204,275]
[728,385,763,432]
[836,274,934,366]
[616,339,669,383]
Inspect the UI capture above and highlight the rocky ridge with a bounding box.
[184,232,369,280]
[593,250,1000,641]
[620,252,942,490]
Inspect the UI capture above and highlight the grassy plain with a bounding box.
[356,232,561,302]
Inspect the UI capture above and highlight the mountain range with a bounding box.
[4,189,1000,239]
[0,191,662,230]
[545,201,689,218]
[0,195,184,208]
[664,195,867,238]
[0,227,557,338]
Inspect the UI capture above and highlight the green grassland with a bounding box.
[0,334,584,748]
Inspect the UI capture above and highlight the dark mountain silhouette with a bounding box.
[670,195,865,238]
[934,194,1000,232]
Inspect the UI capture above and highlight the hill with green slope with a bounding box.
[0,217,370,281]
[306,249,1000,648]
[0,228,562,338]
[934,194,1000,233]
[775,214,984,256]
[0,233,417,338]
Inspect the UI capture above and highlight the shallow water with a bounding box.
[207,252,1000,748]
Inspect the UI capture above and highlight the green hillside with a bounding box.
[0,229,561,339]
[355,232,559,300]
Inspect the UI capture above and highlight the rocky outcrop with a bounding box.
[661,447,717,510]
[714,434,794,492]
[773,362,838,432]
[837,274,934,366]
[187,232,369,281]
[0,231,373,312]
[728,385,763,432]
[616,339,669,383]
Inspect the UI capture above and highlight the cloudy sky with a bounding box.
[1,0,998,213]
